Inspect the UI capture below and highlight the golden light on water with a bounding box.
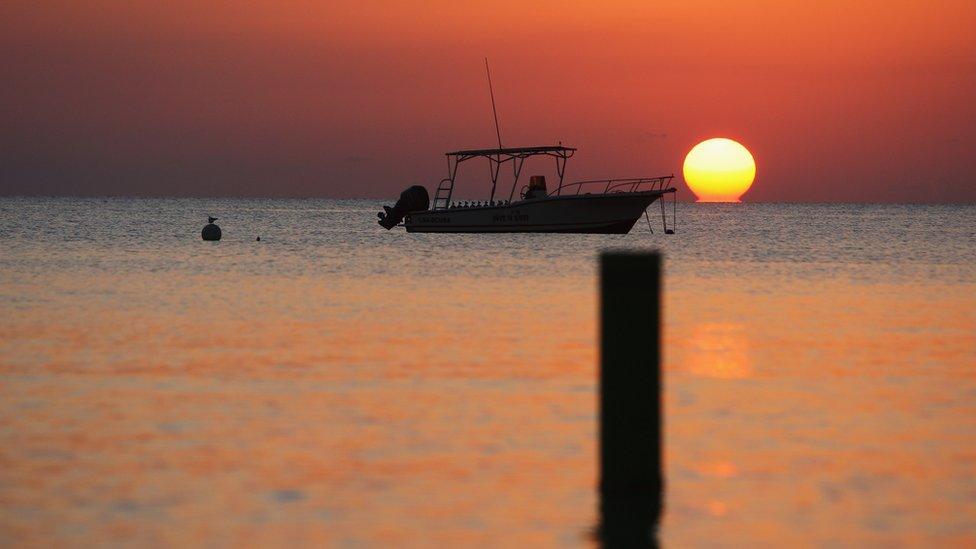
[683,138,756,202]
[3,201,975,545]
[685,323,753,379]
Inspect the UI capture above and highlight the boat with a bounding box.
[377,144,677,234]
[376,59,676,234]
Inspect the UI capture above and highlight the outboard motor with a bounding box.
[378,185,429,229]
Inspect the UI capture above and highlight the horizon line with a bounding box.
[1,194,973,206]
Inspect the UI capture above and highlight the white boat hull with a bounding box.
[404,191,668,234]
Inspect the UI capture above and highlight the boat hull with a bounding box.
[404,191,668,234]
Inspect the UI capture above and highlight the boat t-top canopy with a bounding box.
[434,145,577,209]
[445,145,576,161]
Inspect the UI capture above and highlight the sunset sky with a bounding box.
[2,1,974,201]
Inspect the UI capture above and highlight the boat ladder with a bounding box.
[433,178,453,210]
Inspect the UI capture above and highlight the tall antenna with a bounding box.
[485,58,503,150]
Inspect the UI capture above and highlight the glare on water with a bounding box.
[0,198,974,545]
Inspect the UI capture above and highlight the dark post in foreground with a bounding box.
[599,251,662,546]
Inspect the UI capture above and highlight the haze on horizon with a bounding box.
[2,1,974,202]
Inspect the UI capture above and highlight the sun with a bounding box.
[683,138,756,202]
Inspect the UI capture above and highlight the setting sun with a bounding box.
[683,138,756,202]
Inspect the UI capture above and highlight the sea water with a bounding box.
[1,198,974,545]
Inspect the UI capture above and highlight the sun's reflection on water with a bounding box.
[684,323,753,379]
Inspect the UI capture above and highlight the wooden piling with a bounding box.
[599,251,662,545]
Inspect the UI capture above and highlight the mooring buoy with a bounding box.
[202,216,221,241]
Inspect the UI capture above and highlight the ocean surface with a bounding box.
[1,198,974,546]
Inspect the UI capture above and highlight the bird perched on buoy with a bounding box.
[202,216,221,241]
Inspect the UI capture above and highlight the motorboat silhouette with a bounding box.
[377,60,676,234]
[378,145,676,234]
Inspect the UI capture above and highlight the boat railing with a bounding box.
[548,175,675,197]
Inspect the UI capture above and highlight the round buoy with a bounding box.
[202,216,221,241]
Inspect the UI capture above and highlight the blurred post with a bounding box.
[599,251,662,547]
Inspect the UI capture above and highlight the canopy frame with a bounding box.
[432,145,576,210]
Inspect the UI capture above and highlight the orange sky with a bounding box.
[2,1,974,201]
